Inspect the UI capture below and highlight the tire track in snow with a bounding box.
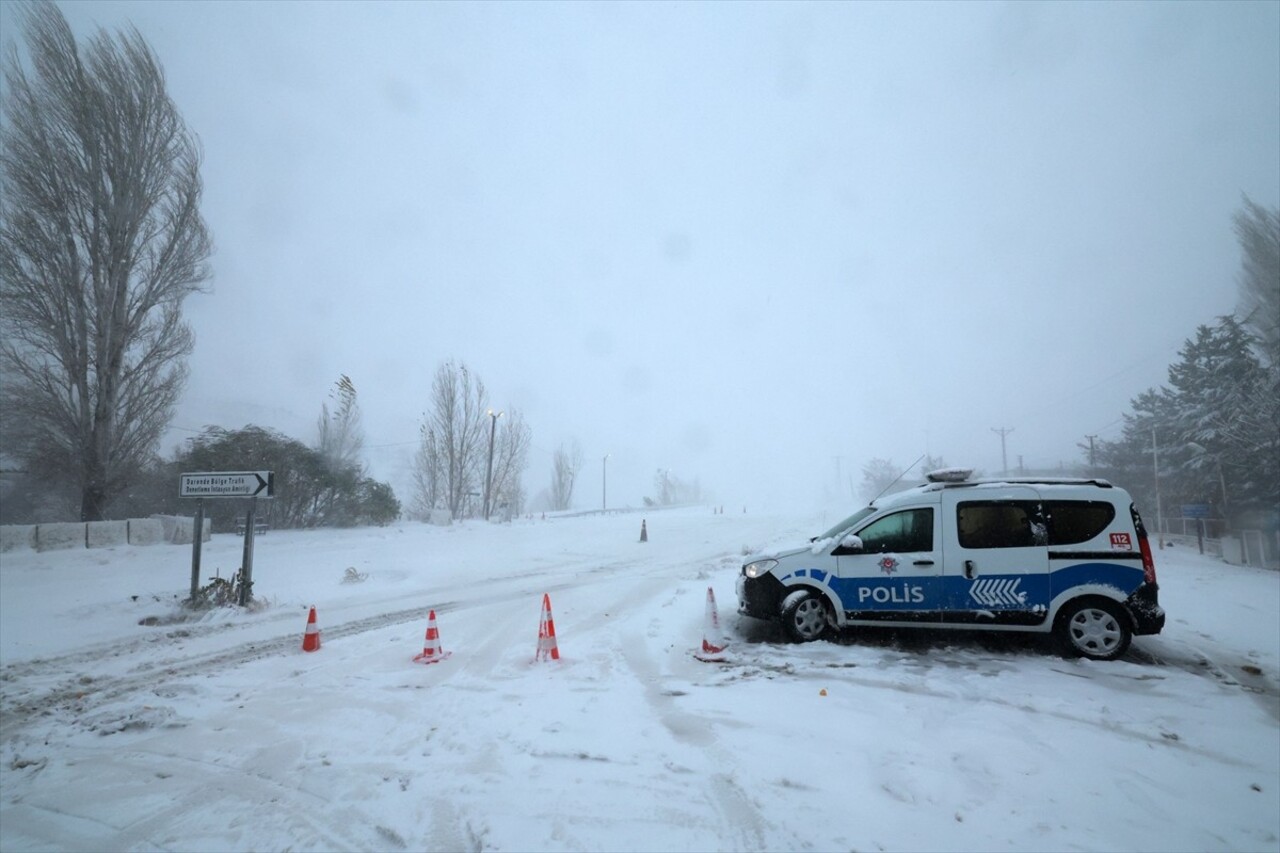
[1129,637,1280,722]
[8,747,375,852]
[616,624,774,852]
[0,547,737,744]
[719,644,1260,766]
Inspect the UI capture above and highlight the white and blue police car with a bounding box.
[736,469,1165,660]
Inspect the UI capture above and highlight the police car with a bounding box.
[736,469,1165,660]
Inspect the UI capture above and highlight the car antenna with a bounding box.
[871,454,926,503]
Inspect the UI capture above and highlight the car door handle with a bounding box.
[964,560,976,579]
[913,559,934,566]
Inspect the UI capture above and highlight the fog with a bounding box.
[9,1,1278,510]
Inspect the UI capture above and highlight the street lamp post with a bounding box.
[602,453,609,512]
[483,410,502,521]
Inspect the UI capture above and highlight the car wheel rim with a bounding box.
[793,599,825,639]
[1069,608,1121,654]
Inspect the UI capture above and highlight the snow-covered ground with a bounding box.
[1,507,1277,852]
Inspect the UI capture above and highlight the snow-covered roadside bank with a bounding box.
[2,509,1277,852]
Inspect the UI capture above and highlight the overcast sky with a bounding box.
[5,1,1278,510]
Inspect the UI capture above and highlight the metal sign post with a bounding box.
[190,498,204,599]
[180,471,274,605]
[239,496,256,606]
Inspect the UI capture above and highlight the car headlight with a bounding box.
[743,558,778,579]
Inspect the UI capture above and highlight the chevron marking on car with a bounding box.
[968,578,1028,607]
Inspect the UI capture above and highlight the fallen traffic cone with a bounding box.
[413,610,452,664]
[693,586,729,662]
[639,520,648,542]
[536,593,560,661]
[301,606,321,652]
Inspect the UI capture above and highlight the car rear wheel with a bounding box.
[1056,598,1132,661]
[781,591,829,643]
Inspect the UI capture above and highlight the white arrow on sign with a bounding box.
[180,471,274,499]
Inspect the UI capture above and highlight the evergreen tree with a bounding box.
[1093,389,1179,515]
[1166,317,1274,510]
[1233,197,1280,369]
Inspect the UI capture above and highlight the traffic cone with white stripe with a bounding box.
[536,593,560,661]
[301,606,321,652]
[413,610,451,664]
[693,587,729,662]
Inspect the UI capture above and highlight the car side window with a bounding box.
[855,509,934,553]
[957,501,1046,549]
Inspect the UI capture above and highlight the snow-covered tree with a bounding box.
[1095,317,1277,518]
[1167,317,1276,510]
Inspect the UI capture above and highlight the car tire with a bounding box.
[1055,598,1132,661]
[781,590,830,643]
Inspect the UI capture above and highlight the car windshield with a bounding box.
[817,506,877,540]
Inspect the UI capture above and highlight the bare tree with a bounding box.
[548,439,582,511]
[649,468,702,506]
[488,410,532,518]
[412,360,488,520]
[859,458,900,500]
[409,419,445,519]
[920,454,948,478]
[0,2,211,520]
[316,374,364,473]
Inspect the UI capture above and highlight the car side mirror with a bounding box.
[832,533,864,555]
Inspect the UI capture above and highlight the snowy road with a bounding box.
[2,508,1277,851]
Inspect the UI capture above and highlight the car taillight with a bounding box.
[1132,504,1157,585]
[1139,533,1157,584]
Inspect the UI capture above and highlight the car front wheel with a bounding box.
[1056,598,1132,661]
[781,591,830,643]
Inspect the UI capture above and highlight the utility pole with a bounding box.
[483,410,502,520]
[602,453,609,512]
[991,427,1014,475]
[1085,434,1098,474]
[1152,427,1164,549]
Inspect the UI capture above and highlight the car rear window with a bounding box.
[1042,500,1116,545]
[957,499,1116,548]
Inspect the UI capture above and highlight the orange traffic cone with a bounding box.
[536,593,560,661]
[639,520,648,542]
[301,606,321,652]
[693,587,729,662]
[413,610,451,664]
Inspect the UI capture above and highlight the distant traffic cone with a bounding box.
[536,593,560,661]
[693,587,729,662]
[413,610,452,664]
[301,606,321,652]
[639,520,648,542]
